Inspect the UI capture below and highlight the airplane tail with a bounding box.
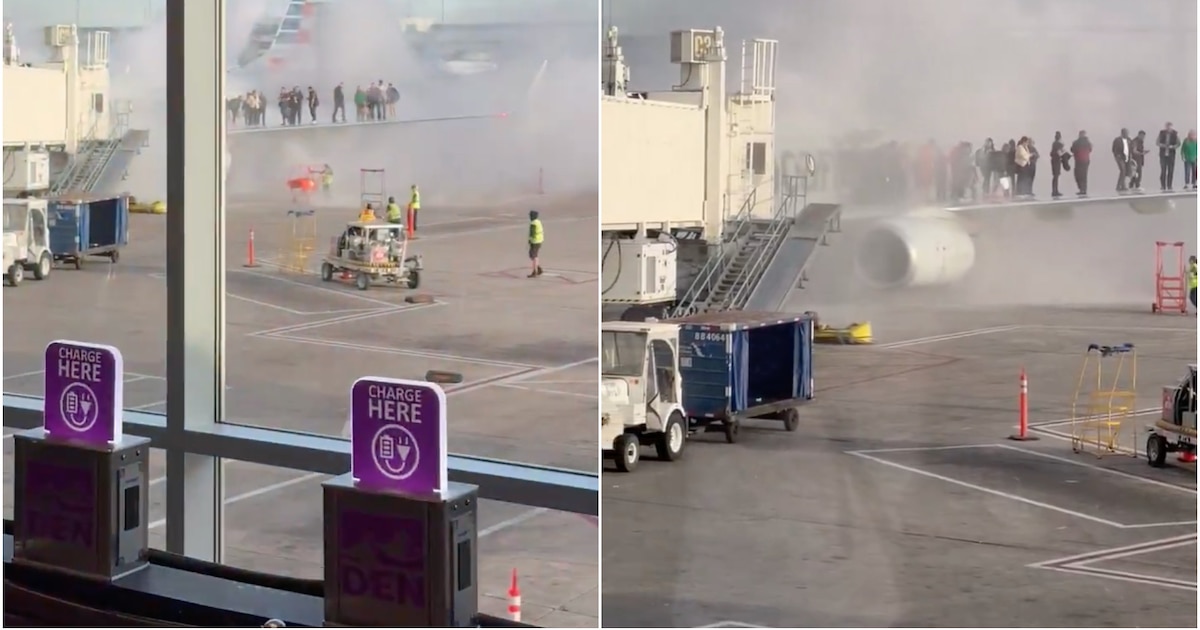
[233,0,318,70]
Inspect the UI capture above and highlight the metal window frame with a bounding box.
[4,0,596,567]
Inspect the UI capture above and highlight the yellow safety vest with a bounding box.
[410,189,421,210]
[1188,262,1197,289]
[529,219,544,245]
[322,171,333,186]
[386,203,403,222]
[359,208,376,222]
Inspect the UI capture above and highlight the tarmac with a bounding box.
[2,189,599,627]
[601,205,1198,627]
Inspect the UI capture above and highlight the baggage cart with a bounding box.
[48,194,129,268]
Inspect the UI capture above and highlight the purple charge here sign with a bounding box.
[43,340,124,446]
[350,377,447,496]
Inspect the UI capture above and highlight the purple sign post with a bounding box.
[350,377,447,496]
[43,340,124,446]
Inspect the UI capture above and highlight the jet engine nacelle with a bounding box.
[855,216,976,289]
[1128,197,1176,215]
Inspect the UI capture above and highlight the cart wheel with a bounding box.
[355,272,370,291]
[73,257,82,270]
[781,407,800,432]
[1151,303,1159,313]
[655,412,686,461]
[33,252,51,280]
[7,264,22,287]
[614,433,639,472]
[723,420,740,444]
[109,250,120,264]
[407,269,421,289]
[1146,434,1168,468]
[320,262,334,282]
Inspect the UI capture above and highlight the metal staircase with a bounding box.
[50,111,138,196]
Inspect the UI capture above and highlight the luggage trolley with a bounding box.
[1151,241,1188,314]
[1070,343,1137,457]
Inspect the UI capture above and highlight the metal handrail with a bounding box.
[668,188,757,318]
[51,110,131,195]
[712,175,807,312]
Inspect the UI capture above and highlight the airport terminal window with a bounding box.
[746,141,767,175]
[92,93,104,114]
[4,0,599,625]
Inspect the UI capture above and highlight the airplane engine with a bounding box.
[1032,207,1074,221]
[855,216,976,289]
[1128,197,1176,215]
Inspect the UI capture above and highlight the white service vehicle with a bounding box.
[3,199,53,286]
[601,321,688,472]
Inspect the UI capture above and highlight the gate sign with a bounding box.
[350,377,447,496]
[43,341,124,446]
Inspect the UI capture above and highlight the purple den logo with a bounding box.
[43,341,124,446]
[334,508,428,609]
[19,460,97,552]
[350,377,447,496]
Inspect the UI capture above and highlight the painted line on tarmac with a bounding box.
[263,333,533,370]
[228,292,378,316]
[405,215,594,244]
[1030,533,1198,591]
[876,325,1022,349]
[478,507,549,538]
[497,383,597,400]
[847,450,1128,528]
[443,357,597,398]
[230,266,401,309]
[248,302,436,337]
[148,471,327,530]
[993,443,1196,496]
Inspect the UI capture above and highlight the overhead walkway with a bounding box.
[228,112,504,136]
[671,176,841,316]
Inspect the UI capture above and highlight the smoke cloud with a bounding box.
[605,0,1198,313]
[113,0,597,204]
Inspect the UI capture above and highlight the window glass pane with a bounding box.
[219,462,599,627]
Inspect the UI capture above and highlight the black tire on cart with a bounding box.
[407,270,420,289]
[7,264,22,286]
[33,252,51,280]
[614,433,639,472]
[655,412,686,461]
[781,407,800,432]
[320,262,334,282]
[1146,433,1169,468]
[723,419,740,444]
[355,271,370,291]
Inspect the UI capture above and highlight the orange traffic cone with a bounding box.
[507,568,521,622]
[243,229,260,268]
[1179,450,1196,464]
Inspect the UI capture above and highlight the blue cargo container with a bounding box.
[674,311,815,442]
[48,194,130,268]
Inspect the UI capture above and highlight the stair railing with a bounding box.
[715,175,807,311]
[668,188,756,318]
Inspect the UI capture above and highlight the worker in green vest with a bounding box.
[1188,255,1197,310]
[320,164,333,198]
[385,196,404,239]
[527,209,544,278]
[408,184,421,234]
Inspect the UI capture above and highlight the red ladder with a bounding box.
[1151,241,1188,315]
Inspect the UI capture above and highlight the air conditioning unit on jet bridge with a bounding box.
[603,240,677,305]
[670,29,719,64]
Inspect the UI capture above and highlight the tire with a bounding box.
[355,272,370,291]
[782,407,800,432]
[33,252,51,280]
[614,433,640,472]
[655,412,686,461]
[723,420,740,444]
[1146,434,1168,468]
[407,269,420,289]
[7,264,22,287]
[320,262,334,282]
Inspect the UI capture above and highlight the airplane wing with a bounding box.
[943,191,1197,213]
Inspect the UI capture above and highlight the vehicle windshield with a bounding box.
[601,330,646,377]
[3,203,27,233]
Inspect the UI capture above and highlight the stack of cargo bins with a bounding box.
[48,194,130,269]
[670,311,815,443]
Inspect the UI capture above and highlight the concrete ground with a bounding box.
[602,305,1197,628]
[3,190,599,627]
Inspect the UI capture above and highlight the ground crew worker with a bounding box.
[385,196,403,223]
[527,209,544,278]
[1188,255,1197,311]
[321,164,333,198]
[358,203,376,222]
[408,184,421,234]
